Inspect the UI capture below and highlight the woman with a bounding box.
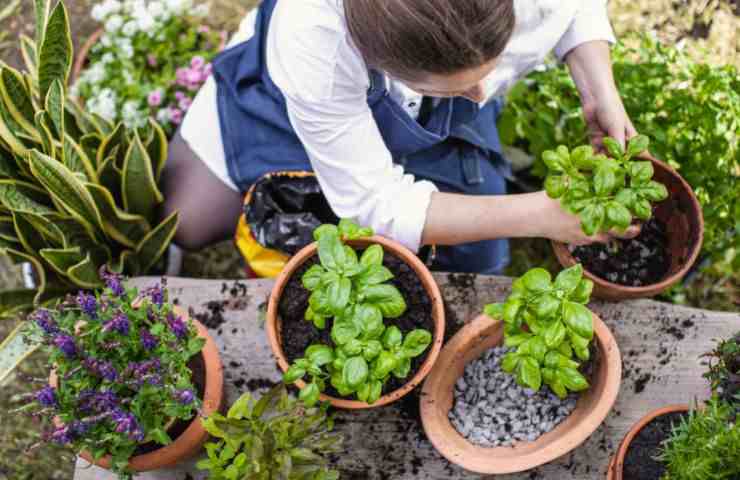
[164,0,639,274]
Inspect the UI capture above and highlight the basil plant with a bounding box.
[0,0,177,383]
[485,264,595,398]
[284,220,432,406]
[543,135,668,236]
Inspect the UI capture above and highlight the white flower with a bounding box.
[156,108,171,124]
[91,4,108,22]
[136,15,156,33]
[91,0,122,21]
[192,3,209,16]
[88,89,118,122]
[104,14,124,32]
[148,1,166,18]
[164,0,191,15]
[122,20,138,37]
[101,34,113,47]
[85,62,106,84]
[101,52,115,65]
[119,42,134,59]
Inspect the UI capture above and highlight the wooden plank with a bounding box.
[75,274,740,480]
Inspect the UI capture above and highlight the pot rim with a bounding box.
[266,235,445,409]
[607,404,690,480]
[551,155,704,296]
[51,307,224,472]
[420,312,622,474]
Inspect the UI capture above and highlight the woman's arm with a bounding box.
[420,190,636,247]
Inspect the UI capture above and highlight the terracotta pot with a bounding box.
[51,307,224,472]
[607,404,690,480]
[266,235,445,409]
[420,313,621,474]
[552,155,703,301]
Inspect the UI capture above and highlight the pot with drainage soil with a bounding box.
[545,135,703,301]
[420,265,621,474]
[266,220,445,409]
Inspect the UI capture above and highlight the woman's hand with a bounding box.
[564,41,637,149]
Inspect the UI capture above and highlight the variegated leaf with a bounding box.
[19,34,37,77]
[33,110,55,157]
[0,180,52,215]
[96,122,124,168]
[86,182,150,248]
[40,247,83,276]
[0,98,28,157]
[97,154,121,201]
[0,148,17,177]
[0,216,16,242]
[63,134,96,181]
[33,0,52,52]
[0,68,39,139]
[146,118,168,182]
[122,132,163,221]
[0,321,38,385]
[12,211,49,254]
[136,210,178,273]
[37,1,72,100]
[66,254,102,288]
[45,79,64,140]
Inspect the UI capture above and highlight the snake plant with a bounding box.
[0,0,178,382]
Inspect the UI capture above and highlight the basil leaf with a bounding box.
[503,332,531,348]
[571,145,595,169]
[392,357,411,379]
[626,134,649,158]
[554,264,583,293]
[575,346,590,361]
[501,352,520,373]
[544,175,567,198]
[342,356,369,389]
[313,224,338,241]
[283,364,306,384]
[357,264,394,286]
[359,244,384,267]
[356,382,371,402]
[543,320,567,349]
[542,150,565,172]
[545,351,579,370]
[521,268,552,292]
[309,289,332,316]
[301,264,325,291]
[299,382,321,406]
[355,303,384,340]
[603,137,623,159]
[606,201,632,230]
[549,378,568,399]
[519,356,542,391]
[363,284,407,318]
[615,188,636,208]
[341,339,363,357]
[331,320,359,346]
[338,218,360,238]
[402,329,432,358]
[629,161,654,185]
[363,340,382,361]
[368,380,383,404]
[558,341,573,359]
[594,165,616,195]
[502,298,522,323]
[640,180,668,202]
[484,302,504,319]
[559,367,589,391]
[326,277,351,314]
[306,345,334,366]
[371,351,396,380]
[633,198,652,220]
[563,300,594,340]
[382,325,403,349]
[569,278,594,304]
[331,370,353,396]
[534,293,560,319]
[580,203,605,236]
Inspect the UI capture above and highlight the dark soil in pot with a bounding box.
[133,353,206,455]
[622,411,687,479]
[572,217,670,287]
[278,250,433,397]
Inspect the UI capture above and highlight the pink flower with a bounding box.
[203,63,212,77]
[190,56,205,69]
[175,91,186,101]
[175,67,189,87]
[147,54,158,67]
[148,90,163,107]
[186,69,202,85]
[170,107,183,125]
[178,96,192,111]
[197,25,210,34]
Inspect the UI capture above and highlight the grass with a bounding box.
[0,0,736,478]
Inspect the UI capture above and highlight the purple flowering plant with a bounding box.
[21,270,205,479]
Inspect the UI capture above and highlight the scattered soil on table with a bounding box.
[623,411,687,479]
[278,250,434,397]
[133,353,206,455]
[572,217,670,287]
[190,280,250,330]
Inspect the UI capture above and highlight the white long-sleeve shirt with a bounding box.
[181,0,616,252]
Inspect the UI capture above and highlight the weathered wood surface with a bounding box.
[75,274,740,480]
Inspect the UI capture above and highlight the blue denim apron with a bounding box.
[212,0,510,274]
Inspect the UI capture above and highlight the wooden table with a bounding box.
[75,274,740,479]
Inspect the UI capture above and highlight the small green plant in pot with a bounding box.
[0,0,177,381]
[282,220,433,406]
[198,384,343,480]
[703,332,740,412]
[484,264,595,398]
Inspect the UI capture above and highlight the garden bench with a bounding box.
[74,274,740,479]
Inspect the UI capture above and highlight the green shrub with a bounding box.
[198,385,342,480]
[704,332,740,411]
[657,398,740,480]
[0,0,177,382]
[499,35,740,304]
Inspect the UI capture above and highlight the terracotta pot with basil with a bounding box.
[266,220,445,409]
[545,135,703,301]
[26,271,223,479]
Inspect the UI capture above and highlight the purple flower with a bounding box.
[76,292,98,319]
[145,283,165,307]
[100,266,125,297]
[175,67,189,86]
[103,312,129,336]
[79,390,118,413]
[50,424,74,444]
[175,389,194,405]
[170,107,183,125]
[111,410,145,441]
[53,334,77,358]
[190,56,205,69]
[167,313,188,340]
[83,358,118,381]
[148,89,163,107]
[174,91,186,101]
[147,54,158,67]
[33,310,58,335]
[36,385,57,408]
[140,328,158,350]
[178,96,192,111]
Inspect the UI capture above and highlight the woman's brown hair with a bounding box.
[344,0,516,81]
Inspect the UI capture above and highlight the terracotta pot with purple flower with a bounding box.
[19,268,223,479]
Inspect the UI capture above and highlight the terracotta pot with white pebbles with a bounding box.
[421,265,622,474]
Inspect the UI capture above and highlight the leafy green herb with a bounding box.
[543,135,668,236]
[485,264,595,398]
[703,332,740,411]
[657,397,740,480]
[284,220,432,405]
[198,385,342,480]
